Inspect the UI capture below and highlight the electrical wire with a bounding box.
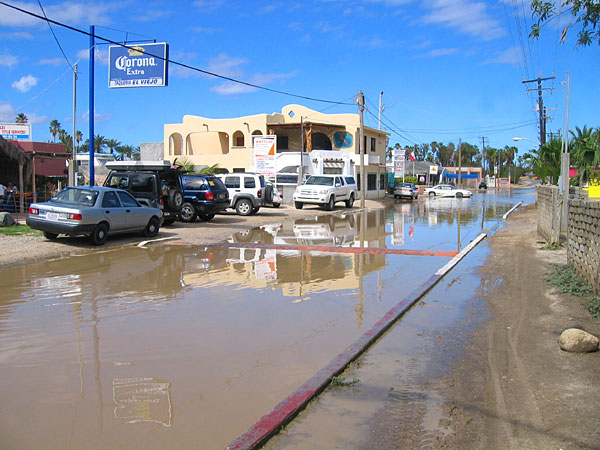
[36,0,73,71]
[0,1,354,106]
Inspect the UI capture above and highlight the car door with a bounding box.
[335,176,347,199]
[116,190,148,230]
[101,191,127,231]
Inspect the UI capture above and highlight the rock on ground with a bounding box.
[559,328,599,353]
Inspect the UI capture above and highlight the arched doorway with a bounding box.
[169,133,183,156]
[312,132,332,150]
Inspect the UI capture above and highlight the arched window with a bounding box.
[252,130,262,136]
[312,132,332,150]
[233,130,245,147]
[169,133,183,156]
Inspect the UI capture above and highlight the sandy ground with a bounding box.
[0,200,383,269]
[439,204,600,449]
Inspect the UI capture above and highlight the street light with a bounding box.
[513,137,539,145]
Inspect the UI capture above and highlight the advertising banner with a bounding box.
[252,135,277,178]
[108,43,168,88]
[0,123,31,141]
[394,149,405,177]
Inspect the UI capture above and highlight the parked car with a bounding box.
[180,174,229,222]
[265,182,283,208]
[216,172,267,216]
[104,161,183,225]
[479,180,488,189]
[26,186,163,245]
[394,182,419,200]
[424,184,472,198]
[293,175,357,210]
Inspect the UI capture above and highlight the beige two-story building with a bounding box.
[163,104,389,198]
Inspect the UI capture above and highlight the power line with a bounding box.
[0,1,354,106]
[36,0,73,71]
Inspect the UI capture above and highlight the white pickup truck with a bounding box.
[293,175,357,210]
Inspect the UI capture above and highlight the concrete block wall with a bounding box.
[537,185,561,242]
[568,199,600,294]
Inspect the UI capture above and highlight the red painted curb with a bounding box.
[205,242,459,258]
[226,274,442,450]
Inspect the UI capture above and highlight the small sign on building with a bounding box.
[0,123,31,141]
[108,43,169,88]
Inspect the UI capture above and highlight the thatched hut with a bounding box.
[0,136,33,212]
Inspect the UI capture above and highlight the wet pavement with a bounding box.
[0,189,534,449]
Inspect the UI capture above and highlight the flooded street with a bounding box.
[0,190,533,449]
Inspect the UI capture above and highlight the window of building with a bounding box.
[380,174,386,191]
[233,131,245,147]
[277,136,289,150]
[371,137,376,152]
[367,173,377,191]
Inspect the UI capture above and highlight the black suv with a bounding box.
[104,161,184,225]
[180,174,229,222]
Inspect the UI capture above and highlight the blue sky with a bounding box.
[1,0,598,156]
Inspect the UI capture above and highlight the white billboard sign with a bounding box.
[0,123,31,141]
[394,149,405,177]
[253,135,277,178]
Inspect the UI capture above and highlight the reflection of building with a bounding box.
[164,104,389,198]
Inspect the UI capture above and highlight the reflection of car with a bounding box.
[26,186,163,245]
[265,182,283,208]
[180,175,229,222]
[104,161,183,226]
[216,173,267,216]
[425,184,472,198]
[394,182,419,200]
[479,180,488,189]
[293,175,357,210]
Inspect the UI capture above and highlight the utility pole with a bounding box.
[378,91,384,130]
[89,25,95,186]
[479,136,488,173]
[359,91,365,208]
[458,138,462,188]
[298,116,304,187]
[522,74,555,146]
[72,63,78,186]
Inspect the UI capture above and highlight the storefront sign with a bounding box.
[108,43,168,88]
[394,149,405,177]
[0,123,31,141]
[253,135,277,178]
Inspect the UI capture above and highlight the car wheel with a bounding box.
[251,207,260,215]
[179,202,197,222]
[198,214,215,222]
[163,218,176,226]
[345,194,354,208]
[43,231,59,240]
[91,222,108,246]
[143,217,160,238]
[429,192,436,198]
[295,202,303,209]
[456,192,463,198]
[272,203,281,208]
[235,198,253,216]
[326,195,335,211]
[168,188,184,210]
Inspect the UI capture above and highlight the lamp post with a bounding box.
[512,137,538,145]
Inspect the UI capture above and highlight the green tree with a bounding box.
[115,144,140,161]
[15,113,28,123]
[49,120,61,143]
[570,126,600,186]
[530,0,600,46]
[105,138,121,155]
[530,138,562,184]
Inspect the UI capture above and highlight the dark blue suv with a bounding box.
[180,175,229,222]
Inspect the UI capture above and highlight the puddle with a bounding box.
[0,191,531,449]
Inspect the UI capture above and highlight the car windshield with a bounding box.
[51,188,98,206]
[305,176,333,186]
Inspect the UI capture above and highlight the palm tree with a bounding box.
[115,144,140,161]
[105,138,121,155]
[74,130,83,153]
[570,126,600,187]
[15,113,28,123]
[49,120,61,142]
[534,138,562,184]
[93,135,107,153]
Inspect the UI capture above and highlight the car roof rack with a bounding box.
[105,160,172,171]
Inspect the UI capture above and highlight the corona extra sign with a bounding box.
[108,43,168,88]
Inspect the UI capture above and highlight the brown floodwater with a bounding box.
[0,192,530,449]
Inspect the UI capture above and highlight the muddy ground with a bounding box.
[438,204,600,449]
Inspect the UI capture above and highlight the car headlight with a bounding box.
[320,189,329,195]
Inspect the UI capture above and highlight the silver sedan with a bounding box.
[27,186,163,245]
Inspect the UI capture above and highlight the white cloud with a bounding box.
[0,31,33,39]
[76,47,109,65]
[422,0,505,41]
[132,9,172,22]
[192,0,224,12]
[0,1,117,27]
[38,57,64,66]
[81,110,113,123]
[206,53,248,78]
[11,74,38,93]
[0,52,18,68]
[426,47,459,57]
[191,26,219,34]
[0,102,16,121]
[483,46,520,65]
[211,71,296,96]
